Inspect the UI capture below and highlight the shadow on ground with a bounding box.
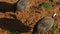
[0,2,16,13]
[0,18,31,32]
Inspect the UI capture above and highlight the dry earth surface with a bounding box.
[0,0,60,34]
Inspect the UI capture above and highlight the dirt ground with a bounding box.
[0,0,60,34]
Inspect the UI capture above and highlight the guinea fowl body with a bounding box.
[0,0,30,13]
[33,16,54,34]
[16,0,30,11]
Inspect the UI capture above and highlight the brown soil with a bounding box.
[0,0,60,34]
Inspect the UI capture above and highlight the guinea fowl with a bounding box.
[0,0,30,13]
[33,16,54,34]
